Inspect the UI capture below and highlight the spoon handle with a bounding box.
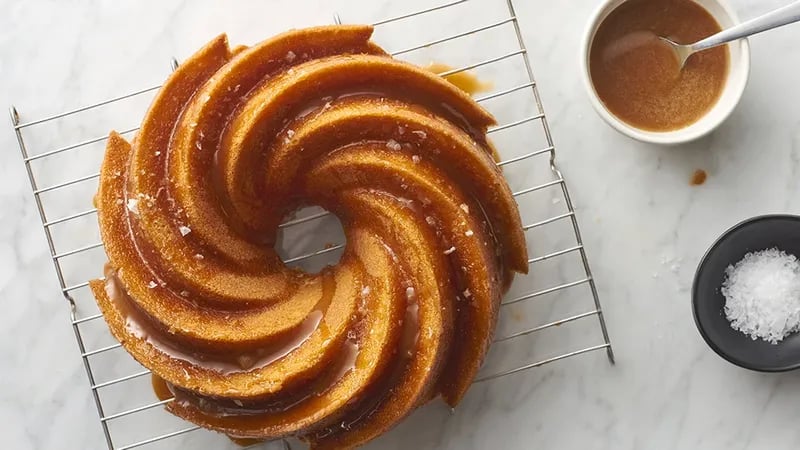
[692,1,800,52]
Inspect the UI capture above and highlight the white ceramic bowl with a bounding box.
[580,0,751,145]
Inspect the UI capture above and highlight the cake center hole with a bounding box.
[275,206,345,274]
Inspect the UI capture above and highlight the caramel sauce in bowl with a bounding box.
[581,0,750,145]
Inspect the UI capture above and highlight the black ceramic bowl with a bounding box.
[693,214,800,372]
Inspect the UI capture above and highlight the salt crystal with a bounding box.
[233,399,244,407]
[234,84,241,92]
[194,253,204,260]
[180,290,189,297]
[138,193,155,207]
[465,230,474,237]
[147,280,158,289]
[155,151,161,156]
[361,286,371,297]
[425,216,436,226]
[460,204,469,213]
[444,246,456,255]
[126,198,139,214]
[195,140,202,150]
[285,50,296,62]
[463,289,472,298]
[406,286,416,300]
[115,198,123,206]
[722,248,800,344]
[287,68,295,75]
[412,155,421,164]
[287,129,295,138]
[386,139,402,151]
[412,130,427,139]
[179,225,191,236]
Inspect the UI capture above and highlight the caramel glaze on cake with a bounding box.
[89,25,528,449]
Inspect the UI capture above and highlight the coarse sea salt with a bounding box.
[386,139,402,151]
[722,248,800,344]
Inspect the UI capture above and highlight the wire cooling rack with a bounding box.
[10,1,614,449]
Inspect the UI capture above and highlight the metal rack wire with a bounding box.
[10,0,614,449]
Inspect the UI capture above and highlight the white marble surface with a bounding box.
[3,0,800,449]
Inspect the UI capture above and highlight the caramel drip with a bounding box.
[425,63,493,96]
[228,437,266,447]
[690,169,707,186]
[169,337,361,418]
[105,266,325,374]
[151,374,173,401]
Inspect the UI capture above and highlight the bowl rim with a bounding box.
[580,0,752,145]
[691,213,800,372]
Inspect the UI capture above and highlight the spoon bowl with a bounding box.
[658,37,695,69]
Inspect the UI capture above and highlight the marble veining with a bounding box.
[2,0,800,449]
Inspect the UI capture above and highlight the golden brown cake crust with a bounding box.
[91,25,527,449]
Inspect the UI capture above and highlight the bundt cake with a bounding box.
[90,25,528,449]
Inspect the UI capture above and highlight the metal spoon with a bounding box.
[660,1,800,68]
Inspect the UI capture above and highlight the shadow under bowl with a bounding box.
[693,214,800,372]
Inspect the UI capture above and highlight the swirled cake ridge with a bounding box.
[89,25,527,449]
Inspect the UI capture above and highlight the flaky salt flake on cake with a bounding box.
[722,248,800,344]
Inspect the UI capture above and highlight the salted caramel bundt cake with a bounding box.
[89,25,528,448]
